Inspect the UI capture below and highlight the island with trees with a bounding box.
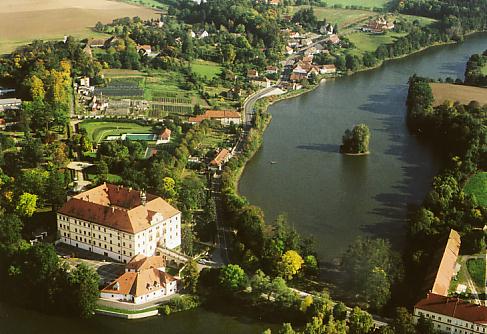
[339,124,370,155]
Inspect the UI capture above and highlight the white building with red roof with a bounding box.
[414,293,487,333]
[188,110,241,126]
[100,254,178,304]
[57,183,181,263]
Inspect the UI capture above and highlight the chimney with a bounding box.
[111,206,115,213]
[140,190,147,206]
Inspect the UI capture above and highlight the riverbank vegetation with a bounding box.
[465,51,487,87]
[405,74,487,304]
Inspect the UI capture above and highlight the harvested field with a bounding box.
[430,83,487,107]
[0,0,160,54]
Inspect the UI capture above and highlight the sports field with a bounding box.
[79,121,153,143]
[464,172,487,207]
[430,83,487,106]
[0,0,160,54]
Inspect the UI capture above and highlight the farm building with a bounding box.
[188,110,241,126]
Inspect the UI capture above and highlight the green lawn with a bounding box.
[191,60,222,80]
[80,120,153,143]
[347,31,408,55]
[464,172,487,207]
[289,6,373,29]
[466,257,486,290]
[120,0,167,10]
[97,305,159,315]
[321,0,390,9]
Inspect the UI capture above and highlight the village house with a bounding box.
[188,110,241,126]
[210,148,232,170]
[156,128,171,144]
[251,77,272,88]
[268,0,280,5]
[137,45,152,56]
[88,38,107,48]
[328,34,340,45]
[266,65,279,74]
[362,17,395,34]
[100,255,178,304]
[321,64,337,74]
[414,293,487,333]
[197,29,209,39]
[57,183,181,263]
[289,72,307,83]
[247,69,259,79]
[0,118,6,131]
[320,23,334,35]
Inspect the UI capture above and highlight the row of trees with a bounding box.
[405,75,487,303]
[464,50,487,87]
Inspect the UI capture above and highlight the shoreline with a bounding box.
[235,31,487,192]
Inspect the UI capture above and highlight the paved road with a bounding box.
[242,86,277,127]
[210,174,230,266]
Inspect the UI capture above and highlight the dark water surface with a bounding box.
[0,302,276,334]
[2,34,487,334]
[239,33,487,261]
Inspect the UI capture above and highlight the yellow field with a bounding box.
[0,0,161,54]
[430,83,487,106]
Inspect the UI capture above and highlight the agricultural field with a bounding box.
[289,6,373,29]
[79,121,153,143]
[430,83,487,107]
[98,69,206,116]
[347,31,408,55]
[464,172,487,207]
[320,0,391,9]
[0,0,160,54]
[191,60,222,80]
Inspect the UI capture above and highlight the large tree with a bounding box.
[342,237,402,309]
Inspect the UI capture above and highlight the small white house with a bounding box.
[197,30,209,39]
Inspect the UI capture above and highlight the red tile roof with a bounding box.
[424,229,461,296]
[101,268,176,297]
[188,110,241,123]
[210,149,231,166]
[127,254,166,272]
[159,128,171,140]
[58,184,180,234]
[415,293,487,324]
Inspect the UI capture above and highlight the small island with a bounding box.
[340,124,370,155]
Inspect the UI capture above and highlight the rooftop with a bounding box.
[188,110,241,123]
[126,254,166,272]
[415,293,487,325]
[58,183,180,234]
[101,267,176,297]
[424,229,461,296]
